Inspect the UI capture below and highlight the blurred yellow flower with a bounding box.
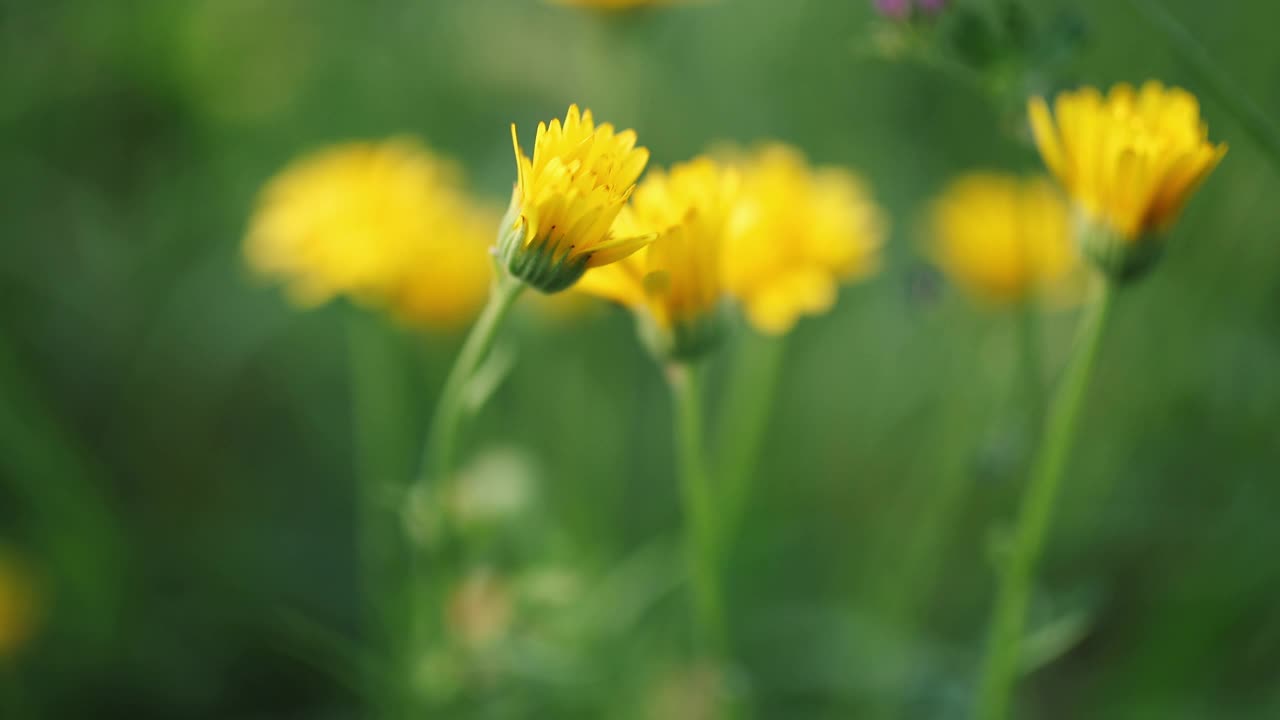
[498,105,651,292]
[722,145,886,335]
[576,157,737,359]
[1028,82,1226,278]
[929,173,1078,304]
[0,551,37,660]
[245,139,493,329]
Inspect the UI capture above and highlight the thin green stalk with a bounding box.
[421,275,526,485]
[404,274,525,713]
[975,282,1115,720]
[716,331,786,548]
[346,313,411,714]
[668,363,726,657]
[1016,300,1045,445]
[1128,0,1280,173]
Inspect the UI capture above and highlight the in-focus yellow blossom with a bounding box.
[245,139,493,328]
[498,105,651,293]
[576,157,737,359]
[0,551,37,660]
[1028,81,1226,278]
[722,144,886,335]
[930,173,1078,304]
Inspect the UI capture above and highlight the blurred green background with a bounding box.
[3,0,1279,717]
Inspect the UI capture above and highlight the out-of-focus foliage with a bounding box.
[2,0,1280,718]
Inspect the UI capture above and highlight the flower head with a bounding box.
[576,157,737,360]
[929,172,1078,304]
[1028,81,1227,279]
[499,105,651,293]
[722,145,886,335]
[245,139,493,328]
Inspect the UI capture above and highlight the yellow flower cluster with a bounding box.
[1028,81,1226,278]
[929,172,1076,304]
[499,105,652,292]
[724,145,886,335]
[245,139,495,329]
[247,81,1224,342]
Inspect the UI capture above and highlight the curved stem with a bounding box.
[421,274,526,486]
[1016,300,1045,448]
[975,282,1115,720]
[668,362,725,657]
[1128,0,1280,173]
[716,331,786,547]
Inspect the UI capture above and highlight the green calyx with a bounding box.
[638,305,725,363]
[495,218,590,294]
[1075,212,1163,284]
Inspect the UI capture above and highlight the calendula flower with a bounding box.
[1028,81,1227,279]
[0,550,37,660]
[498,105,651,293]
[576,157,737,359]
[929,172,1078,304]
[245,139,493,328]
[722,145,886,335]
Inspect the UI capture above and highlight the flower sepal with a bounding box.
[495,190,590,294]
[637,301,726,363]
[1075,212,1163,284]
[498,225,591,294]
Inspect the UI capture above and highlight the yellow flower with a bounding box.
[245,138,493,329]
[929,172,1078,304]
[1028,81,1227,278]
[499,105,651,293]
[395,202,502,329]
[0,551,37,660]
[576,157,737,359]
[722,144,886,335]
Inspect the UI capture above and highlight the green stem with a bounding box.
[716,331,785,548]
[421,275,526,485]
[668,362,725,657]
[975,282,1115,720]
[346,313,411,714]
[1016,300,1045,447]
[1128,0,1280,173]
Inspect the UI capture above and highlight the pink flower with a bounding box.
[874,0,949,19]
[874,0,910,19]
